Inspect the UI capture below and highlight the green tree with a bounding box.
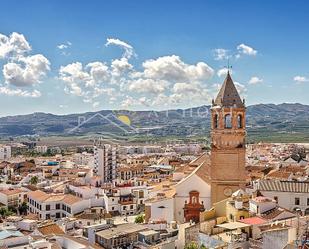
[135,214,145,223]
[30,176,39,185]
[0,207,14,218]
[184,242,199,249]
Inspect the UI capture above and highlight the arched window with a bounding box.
[237,114,243,128]
[225,114,232,129]
[213,114,219,129]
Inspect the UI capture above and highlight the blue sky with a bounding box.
[0,0,309,116]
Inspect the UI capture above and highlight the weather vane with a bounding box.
[225,58,232,72]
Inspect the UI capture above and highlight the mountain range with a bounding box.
[0,103,309,143]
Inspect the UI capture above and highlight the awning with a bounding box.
[216,222,250,230]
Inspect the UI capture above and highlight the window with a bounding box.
[274,196,278,203]
[56,212,60,218]
[213,114,219,129]
[112,207,114,211]
[46,214,50,219]
[123,206,126,210]
[130,205,134,209]
[307,198,309,206]
[46,204,50,211]
[295,197,300,205]
[224,114,232,129]
[56,203,60,210]
[67,207,71,213]
[237,114,243,128]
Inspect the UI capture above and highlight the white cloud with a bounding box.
[105,38,135,59]
[3,54,50,87]
[293,75,309,83]
[217,68,231,77]
[234,82,247,96]
[128,78,168,94]
[213,48,229,61]
[142,55,214,82]
[0,32,31,59]
[248,76,263,85]
[86,62,110,86]
[92,101,100,108]
[237,43,257,56]
[59,38,215,108]
[111,57,133,77]
[57,41,72,50]
[0,32,50,98]
[0,86,41,97]
[57,41,72,56]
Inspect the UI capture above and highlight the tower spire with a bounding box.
[214,71,244,108]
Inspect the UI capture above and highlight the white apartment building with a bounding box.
[27,190,90,220]
[0,145,11,160]
[0,188,28,208]
[73,152,94,166]
[35,145,48,154]
[103,183,148,216]
[94,144,118,183]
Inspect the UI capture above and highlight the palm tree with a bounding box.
[18,202,28,215]
[30,176,39,185]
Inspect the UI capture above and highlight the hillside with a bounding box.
[0,103,309,143]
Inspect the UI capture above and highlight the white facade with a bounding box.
[35,145,48,154]
[73,152,94,166]
[256,190,309,214]
[146,197,175,223]
[0,189,27,208]
[254,180,309,214]
[94,144,118,183]
[27,191,91,220]
[0,145,11,160]
[103,184,148,216]
[174,173,211,223]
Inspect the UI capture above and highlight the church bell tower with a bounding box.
[210,71,246,204]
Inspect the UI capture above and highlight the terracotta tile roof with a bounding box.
[239,217,267,225]
[0,188,25,196]
[266,170,292,180]
[260,207,295,221]
[62,194,82,205]
[27,190,50,201]
[28,190,82,205]
[214,71,244,108]
[194,155,211,184]
[189,153,208,167]
[38,223,64,235]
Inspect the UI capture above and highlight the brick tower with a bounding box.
[210,71,246,204]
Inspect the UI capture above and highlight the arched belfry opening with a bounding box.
[213,114,219,129]
[237,114,243,128]
[224,114,232,129]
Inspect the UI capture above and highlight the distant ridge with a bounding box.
[0,103,309,142]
